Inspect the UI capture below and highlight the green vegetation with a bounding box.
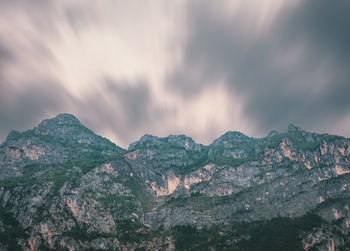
[0,208,27,250]
[264,133,287,148]
[168,213,324,250]
[322,134,344,142]
[235,214,324,251]
[207,128,346,168]
[321,172,350,186]
[64,218,153,244]
[130,142,209,174]
[98,195,138,217]
[2,151,125,200]
[129,134,211,174]
[263,132,321,150]
[161,193,209,210]
[2,119,349,250]
[312,196,350,212]
[9,126,125,154]
[63,225,117,241]
[171,225,223,250]
[208,141,259,166]
[263,130,344,152]
[115,219,149,243]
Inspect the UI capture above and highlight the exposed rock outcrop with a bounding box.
[0,114,349,250]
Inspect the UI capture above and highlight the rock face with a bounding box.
[1,114,350,250]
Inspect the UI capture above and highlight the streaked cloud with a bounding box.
[168,0,350,136]
[0,0,349,148]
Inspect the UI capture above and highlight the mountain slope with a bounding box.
[0,114,124,181]
[0,114,350,250]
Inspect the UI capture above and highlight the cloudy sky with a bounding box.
[1,0,350,148]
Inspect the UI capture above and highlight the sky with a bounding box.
[1,0,350,148]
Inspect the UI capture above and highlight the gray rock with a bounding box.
[1,114,350,250]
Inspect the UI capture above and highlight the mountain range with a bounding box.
[1,113,350,250]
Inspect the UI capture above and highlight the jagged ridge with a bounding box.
[0,114,350,250]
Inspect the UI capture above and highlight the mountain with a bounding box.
[1,114,350,250]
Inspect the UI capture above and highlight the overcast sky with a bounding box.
[1,0,350,148]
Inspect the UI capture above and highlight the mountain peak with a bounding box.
[218,131,250,141]
[39,113,81,127]
[30,113,117,147]
[267,130,279,137]
[129,134,200,151]
[167,134,199,151]
[288,123,301,133]
[128,134,161,150]
[139,134,159,142]
[167,134,193,144]
[34,113,85,138]
[4,130,22,142]
[2,115,350,250]
[211,131,253,147]
[55,113,80,122]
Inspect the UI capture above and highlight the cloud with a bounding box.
[1,0,350,148]
[0,0,180,147]
[0,81,73,142]
[0,41,14,67]
[74,77,171,147]
[168,0,350,136]
[0,3,69,142]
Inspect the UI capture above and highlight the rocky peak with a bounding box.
[34,113,83,134]
[167,135,198,151]
[2,115,350,250]
[138,134,160,144]
[0,114,124,181]
[55,113,81,124]
[211,131,252,147]
[129,134,201,152]
[267,130,279,137]
[128,134,162,150]
[52,113,80,123]
[288,123,301,133]
[32,113,109,146]
[1,113,121,152]
[4,130,22,142]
